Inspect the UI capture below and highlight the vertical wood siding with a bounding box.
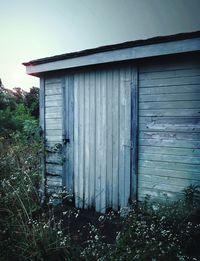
[74,66,134,212]
[138,55,200,200]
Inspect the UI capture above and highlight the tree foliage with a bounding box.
[0,79,39,137]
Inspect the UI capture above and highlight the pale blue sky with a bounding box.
[0,0,200,90]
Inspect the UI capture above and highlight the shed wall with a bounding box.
[138,54,200,200]
[44,77,63,193]
[42,52,200,209]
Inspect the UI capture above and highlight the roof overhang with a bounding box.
[23,31,200,76]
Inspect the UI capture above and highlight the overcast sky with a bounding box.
[1,0,200,90]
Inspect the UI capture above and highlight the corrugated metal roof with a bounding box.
[23,31,200,66]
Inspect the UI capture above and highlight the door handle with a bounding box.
[63,137,70,145]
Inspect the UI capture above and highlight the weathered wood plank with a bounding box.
[124,68,131,207]
[138,167,200,181]
[95,71,101,212]
[140,55,200,73]
[140,84,200,95]
[140,138,200,149]
[46,135,62,142]
[46,164,63,175]
[140,100,200,110]
[139,145,200,156]
[45,112,62,119]
[138,188,178,201]
[46,153,62,163]
[140,75,200,87]
[112,69,119,209]
[46,129,62,136]
[131,66,138,200]
[106,70,113,207]
[100,70,107,213]
[140,68,200,80]
[139,153,200,165]
[67,75,74,193]
[45,94,62,102]
[46,176,62,187]
[119,68,126,208]
[45,86,62,95]
[138,182,189,194]
[84,73,90,208]
[45,122,62,130]
[138,159,200,173]
[45,99,62,108]
[139,117,200,132]
[74,74,79,207]
[45,106,62,113]
[139,174,199,188]
[79,73,85,208]
[62,75,68,189]
[138,176,198,192]
[140,108,200,117]
[45,78,62,85]
[140,93,200,102]
[89,72,95,207]
[140,131,200,141]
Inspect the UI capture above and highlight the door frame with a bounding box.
[62,74,74,193]
[130,65,139,201]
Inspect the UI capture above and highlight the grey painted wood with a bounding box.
[26,37,200,75]
[140,85,200,95]
[140,55,200,72]
[89,73,96,207]
[140,93,200,102]
[140,109,200,117]
[44,76,63,193]
[45,94,62,102]
[84,73,90,208]
[138,56,200,200]
[139,117,200,132]
[140,146,200,156]
[74,72,79,207]
[131,66,138,200]
[140,75,200,87]
[140,138,200,149]
[140,101,200,110]
[62,77,67,189]
[68,75,74,193]
[61,75,74,193]
[73,66,134,212]
[138,167,200,181]
[140,68,200,80]
[46,164,63,175]
[95,70,101,212]
[79,73,85,208]
[101,70,107,213]
[106,70,113,207]
[112,69,119,209]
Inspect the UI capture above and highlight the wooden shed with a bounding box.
[23,31,200,212]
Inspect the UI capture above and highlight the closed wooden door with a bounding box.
[73,65,137,212]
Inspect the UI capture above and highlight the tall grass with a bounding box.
[0,133,76,261]
[1,131,200,260]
